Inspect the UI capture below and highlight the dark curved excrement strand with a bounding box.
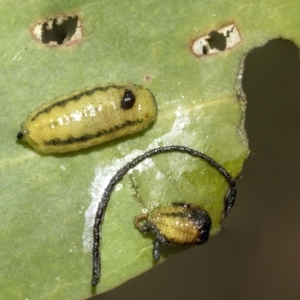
[91,145,236,286]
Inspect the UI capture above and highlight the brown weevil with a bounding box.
[91,145,236,286]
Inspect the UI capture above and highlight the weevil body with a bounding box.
[17,84,157,153]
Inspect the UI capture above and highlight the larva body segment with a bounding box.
[146,203,210,245]
[17,84,157,153]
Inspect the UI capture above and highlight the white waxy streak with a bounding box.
[70,110,82,122]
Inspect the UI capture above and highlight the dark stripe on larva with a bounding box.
[43,119,144,146]
[30,84,128,122]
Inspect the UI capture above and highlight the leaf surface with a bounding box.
[6,0,299,298]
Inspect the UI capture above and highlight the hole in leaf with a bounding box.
[31,15,82,46]
[191,23,241,57]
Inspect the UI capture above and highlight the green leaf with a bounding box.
[10,0,300,298]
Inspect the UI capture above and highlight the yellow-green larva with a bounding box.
[17,83,157,153]
[134,202,211,246]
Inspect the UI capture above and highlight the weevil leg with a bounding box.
[135,218,169,260]
[151,224,169,260]
[153,240,161,261]
[153,234,169,261]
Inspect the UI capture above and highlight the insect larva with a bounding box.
[16,84,157,153]
[134,202,212,260]
[91,145,237,286]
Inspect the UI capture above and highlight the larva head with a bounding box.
[16,83,157,153]
[16,126,41,151]
[16,131,24,140]
[16,128,30,142]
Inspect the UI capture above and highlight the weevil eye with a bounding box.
[121,90,136,110]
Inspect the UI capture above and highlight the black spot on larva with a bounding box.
[16,132,24,140]
[121,90,136,110]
